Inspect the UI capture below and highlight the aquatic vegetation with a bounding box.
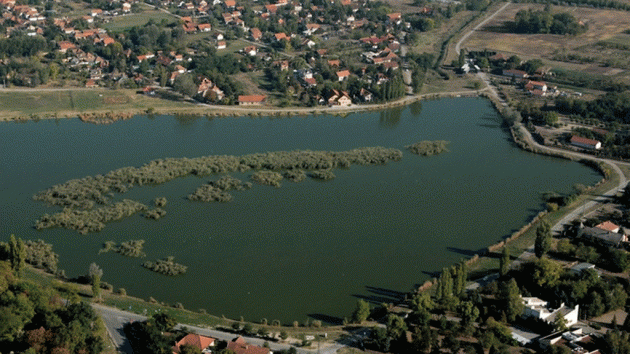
[34,200,148,234]
[100,239,146,258]
[283,169,306,182]
[145,208,167,220]
[154,197,168,207]
[405,141,450,156]
[251,170,283,187]
[33,147,403,232]
[309,170,336,180]
[189,176,252,202]
[142,256,187,276]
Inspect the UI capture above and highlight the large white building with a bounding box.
[522,297,579,326]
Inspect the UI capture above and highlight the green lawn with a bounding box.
[102,10,177,32]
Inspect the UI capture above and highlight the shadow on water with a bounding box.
[446,246,486,258]
[351,285,407,305]
[421,270,441,279]
[307,313,344,325]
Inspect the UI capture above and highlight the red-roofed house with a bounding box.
[571,135,601,150]
[596,221,620,233]
[198,23,212,32]
[274,32,288,41]
[327,89,352,106]
[336,70,350,82]
[224,0,236,8]
[238,95,266,105]
[226,336,270,354]
[250,27,262,41]
[57,41,76,53]
[172,333,216,354]
[243,45,257,56]
[387,12,402,25]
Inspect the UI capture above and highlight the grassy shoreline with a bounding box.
[0,87,484,122]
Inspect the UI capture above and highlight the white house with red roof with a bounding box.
[172,333,216,354]
[570,135,601,150]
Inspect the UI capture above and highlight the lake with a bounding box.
[0,97,602,324]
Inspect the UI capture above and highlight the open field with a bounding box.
[462,4,630,68]
[0,89,195,119]
[102,9,177,32]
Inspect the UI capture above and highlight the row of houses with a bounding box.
[172,334,272,354]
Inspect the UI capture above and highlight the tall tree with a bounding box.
[497,279,523,322]
[535,220,552,258]
[8,235,25,275]
[499,247,510,277]
[351,299,371,324]
[88,263,103,301]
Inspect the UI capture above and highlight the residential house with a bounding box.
[198,23,211,32]
[336,69,350,82]
[217,41,226,49]
[578,222,627,248]
[522,297,579,327]
[274,32,288,41]
[358,88,372,102]
[502,69,528,79]
[570,135,602,150]
[226,336,271,354]
[525,80,547,96]
[386,12,402,25]
[250,27,262,41]
[172,333,216,354]
[596,221,620,233]
[243,45,257,56]
[57,41,76,53]
[238,95,266,105]
[568,262,597,276]
[327,89,351,106]
[122,2,131,12]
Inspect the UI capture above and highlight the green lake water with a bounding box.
[0,97,602,323]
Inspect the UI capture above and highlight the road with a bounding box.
[473,71,629,271]
[455,2,511,55]
[93,304,351,354]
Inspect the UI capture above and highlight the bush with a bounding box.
[405,141,450,156]
[118,288,127,296]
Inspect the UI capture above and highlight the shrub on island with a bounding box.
[142,256,187,276]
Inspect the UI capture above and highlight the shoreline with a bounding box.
[0,87,486,122]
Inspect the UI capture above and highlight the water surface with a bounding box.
[0,98,601,323]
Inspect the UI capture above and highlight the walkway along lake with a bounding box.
[0,97,602,323]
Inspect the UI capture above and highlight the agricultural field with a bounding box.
[461,3,630,82]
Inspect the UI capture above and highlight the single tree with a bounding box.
[499,247,510,277]
[88,263,103,301]
[8,235,25,275]
[535,220,552,258]
[352,299,371,324]
[497,279,523,322]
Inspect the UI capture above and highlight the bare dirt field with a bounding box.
[462,4,630,59]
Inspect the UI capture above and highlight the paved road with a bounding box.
[455,2,511,55]
[465,71,630,277]
[93,304,350,354]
